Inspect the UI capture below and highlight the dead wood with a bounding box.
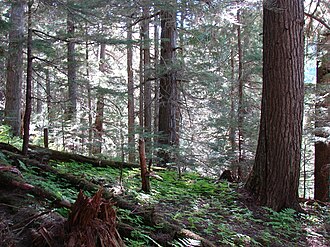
[0,148,139,212]
[28,144,140,169]
[152,213,217,247]
[0,143,217,246]
[0,164,71,209]
[32,190,124,247]
[65,189,124,247]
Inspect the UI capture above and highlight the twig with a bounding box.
[13,210,52,236]
[304,12,330,31]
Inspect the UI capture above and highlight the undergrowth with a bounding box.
[0,139,328,247]
[17,160,316,246]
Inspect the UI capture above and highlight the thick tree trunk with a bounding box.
[314,35,330,202]
[127,20,135,163]
[314,142,330,201]
[158,6,178,163]
[5,0,25,136]
[67,2,77,119]
[245,1,304,211]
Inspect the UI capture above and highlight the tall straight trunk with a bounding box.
[158,5,178,163]
[36,79,42,114]
[46,69,52,120]
[127,20,135,162]
[93,96,104,154]
[142,4,152,154]
[85,25,93,156]
[139,31,144,135]
[153,15,160,149]
[245,0,304,211]
[22,1,33,155]
[5,0,25,136]
[237,9,244,162]
[93,44,106,154]
[229,45,236,155]
[314,35,330,202]
[67,3,77,119]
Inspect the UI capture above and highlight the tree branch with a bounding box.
[304,12,330,31]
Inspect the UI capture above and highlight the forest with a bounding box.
[0,0,329,246]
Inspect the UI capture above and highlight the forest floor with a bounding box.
[0,143,329,247]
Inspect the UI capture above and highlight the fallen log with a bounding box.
[28,144,140,169]
[0,164,71,209]
[1,143,217,246]
[1,149,137,211]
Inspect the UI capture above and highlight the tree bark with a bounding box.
[93,43,106,154]
[36,79,42,114]
[229,37,236,156]
[139,26,144,136]
[85,25,93,156]
[314,34,330,202]
[22,1,33,155]
[46,69,52,120]
[158,5,178,164]
[245,0,305,211]
[142,4,152,155]
[5,0,25,136]
[153,15,160,154]
[127,19,135,163]
[237,9,244,162]
[67,1,77,119]
[139,139,150,193]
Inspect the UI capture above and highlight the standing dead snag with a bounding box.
[65,189,124,247]
[139,139,150,193]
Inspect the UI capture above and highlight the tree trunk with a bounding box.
[142,4,152,155]
[127,19,135,163]
[237,9,244,162]
[229,37,236,156]
[36,79,42,114]
[93,44,106,154]
[314,34,330,202]
[46,69,52,120]
[22,1,33,155]
[245,1,304,211]
[85,25,93,156]
[139,139,150,193]
[139,27,144,136]
[153,15,160,153]
[158,5,178,164]
[67,2,77,119]
[5,0,25,136]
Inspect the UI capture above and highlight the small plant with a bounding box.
[263,207,302,239]
[0,125,22,147]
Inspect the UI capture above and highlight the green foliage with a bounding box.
[263,207,302,240]
[0,125,22,148]
[33,39,57,57]
[0,150,11,165]
[1,153,324,246]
